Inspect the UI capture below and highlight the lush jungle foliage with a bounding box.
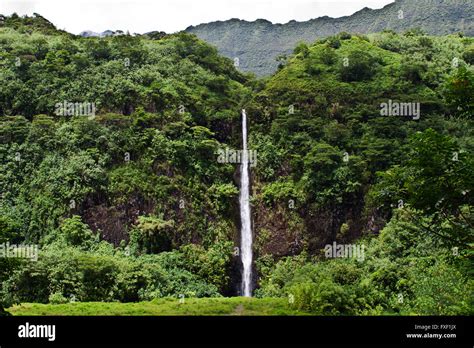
[0,14,473,315]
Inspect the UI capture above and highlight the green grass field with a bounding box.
[7,297,309,316]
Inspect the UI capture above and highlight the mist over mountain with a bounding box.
[186,0,474,76]
[79,30,117,38]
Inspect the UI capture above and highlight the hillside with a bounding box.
[0,14,473,316]
[187,0,474,76]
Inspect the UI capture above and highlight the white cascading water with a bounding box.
[240,109,253,297]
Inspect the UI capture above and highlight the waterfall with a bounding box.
[240,109,253,297]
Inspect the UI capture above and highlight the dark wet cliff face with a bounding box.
[252,194,371,257]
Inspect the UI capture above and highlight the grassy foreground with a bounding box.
[7,297,309,316]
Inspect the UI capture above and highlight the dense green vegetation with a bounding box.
[248,31,473,315]
[0,14,249,313]
[1,14,473,316]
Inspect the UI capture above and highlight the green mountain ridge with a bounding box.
[186,0,474,76]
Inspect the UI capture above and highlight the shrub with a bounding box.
[129,215,175,254]
[401,260,472,315]
[60,215,97,249]
[400,61,427,83]
[339,32,352,40]
[255,254,308,297]
[294,42,309,58]
[288,279,351,315]
[339,50,379,82]
[327,37,341,49]
[319,46,337,65]
[463,46,474,65]
[48,292,68,304]
[180,241,233,292]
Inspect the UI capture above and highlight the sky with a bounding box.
[0,0,395,34]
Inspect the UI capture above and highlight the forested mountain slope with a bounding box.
[1,14,251,301]
[187,0,474,75]
[246,31,473,313]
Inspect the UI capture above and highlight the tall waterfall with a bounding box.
[240,109,253,297]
